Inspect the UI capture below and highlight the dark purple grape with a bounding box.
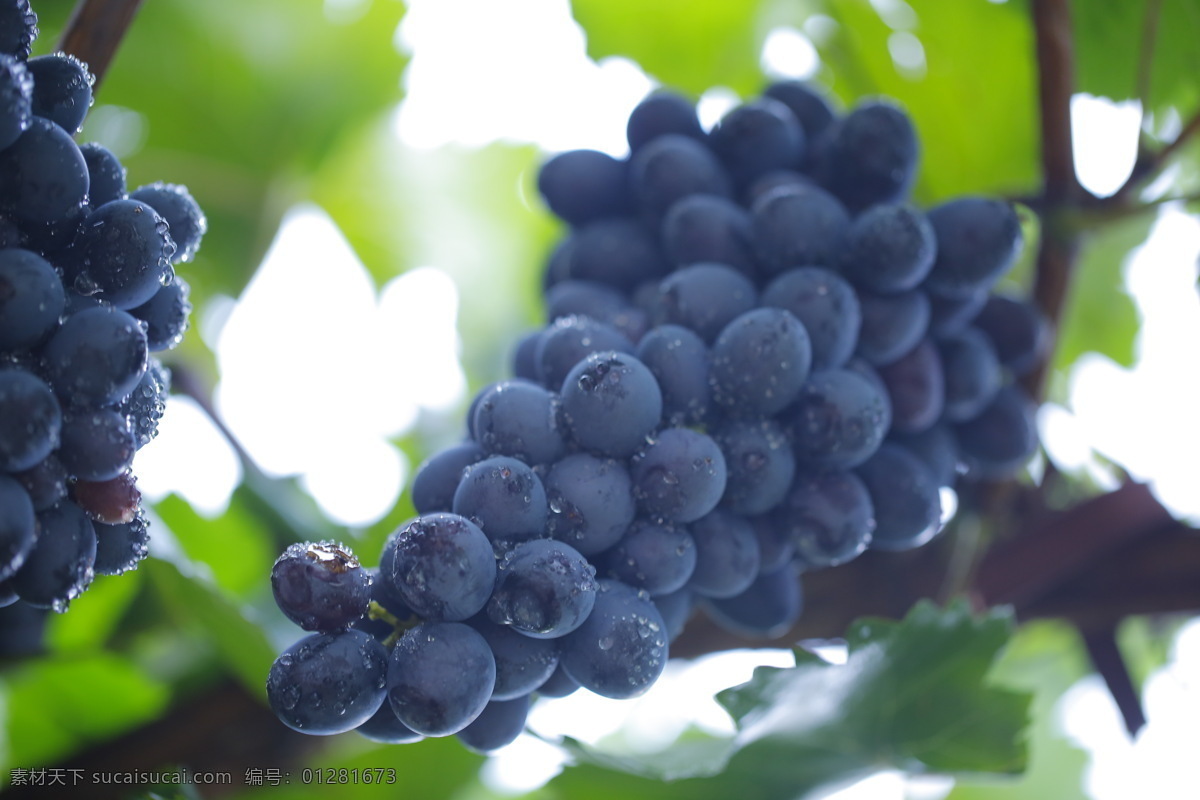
[452,456,548,541]
[544,452,635,556]
[116,358,169,450]
[57,408,135,481]
[708,98,805,186]
[267,629,388,735]
[626,90,705,152]
[128,182,207,263]
[535,662,580,698]
[775,469,875,568]
[630,427,726,523]
[763,80,836,141]
[0,248,65,351]
[877,338,944,434]
[472,380,566,466]
[651,587,694,642]
[92,511,149,576]
[856,444,942,552]
[761,266,860,370]
[79,142,126,207]
[11,453,67,510]
[0,1,37,62]
[71,470,141,525]
[0,474,35,581]
[410,441,485,514]
[560,580,667,699]
[467,615,559,700]
[456,695,531,753]
[703,565,803,638]
[652,262,757,343]
[537,149,628,226]
[890,423,960,489]
[926,289,988,337]
[487,538,597,639]
[27,52,92,134]
[130,276,191,352]
[561,217,668,292]
[709,307,812,417]
[855,289,930,367]
[629,134,731,221]
[0,367,60,472]
[387,513,496,622]
[534,315,634,390]
[973,293,1048,376]
[356,700,423,744]
[511,330,541,382]
[938,327,1002,422]
[635,324,712,426]
[603,518,696,596]
[560,351,662,459]
[923,198,1023,299]
[40,305,148,408]
[713,418,795,516]
[839,203,936,293]
[387,622,495,736]
[818,100,918,213]
[751,184,850,275]
[271,541,372,632]
[661,194,757,278]
[786,368,891,469]
[748,513,795,573]
[955,384,1038,479]
[70,198,175,309]
[0,54,32,155]
[0,116,89,224]
[687,510,760,599]
[12,499,95,612]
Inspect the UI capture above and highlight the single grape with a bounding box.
[651,587,694,643]
[130,276,191,352]
[57,408,135,481]
[271,540,372,632]
[708,98,805,186]
[70,470,141,524]
[818,100,918,212]
[629,134,732,221]
[856,444,943,552]
[923,197,1023,298]
[704,565,803,638]
[40,305,148,409]
[266,629,388,735]
[0,116,89,224]
[786,368,892,470]
[92,510,150,576]
[537,149,628,226]
[534,315,634,390]
[855,289,931,367]
[712,418,796,516]
[955,384,1038,478]
[687,510,760,599]
[535,662,580,698]
[116,358,169,449]
[775,469,875,568]
[11,453,67,510]
[559,580,668,699]
[79,142,126,207]
[763,80,837,141]
[602,518,697,596]
[471,380,567,466]
[452,456,548,541]
[387,513,496,622]
[877,338,944,434]
[128,182,207,263]
[973,293,1048,376]
[0,367,61,472]
[70,198,175,309]
[751,184,850,275]
[543,452,635,556]
[356,701,423,745]
[630,427,726,523]
[12,499,95,612]
[456,695,531,753]
[626,90,705,152]
[561,217,668,292]
[661,194,757,278]
[559,351,662,459]
[410,441,485,514]
[26,52,92,134]
[839,203,936,293]
[467,615,559,700]
[0,474,35,582]
[761,266,861,370]
[938,326,1002,422]
[0,247,65,351]
[387,621,495,736]
[634,324,712,426]
[487,538,598,639]
[651,262,757,344]
[709,307,812,417]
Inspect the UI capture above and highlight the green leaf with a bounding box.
[817,0,1040,202]
[0,653,169,772]
[547,601,1030,800]
[1074,0,1200,111]
[570,0,767,97]
[1052,211,1155,373]
[143,558,277,698]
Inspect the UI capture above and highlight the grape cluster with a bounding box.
[0,0,205,617]
[266,80,1043,752]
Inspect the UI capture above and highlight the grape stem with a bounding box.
[57,0,146,90]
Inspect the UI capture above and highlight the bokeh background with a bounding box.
[3,0,1199,798]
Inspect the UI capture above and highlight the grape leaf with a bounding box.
[548,601,1030,800]
[570,0,766,97]
[1074,0,1200,111]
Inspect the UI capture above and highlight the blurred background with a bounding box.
[2,0,1199,798]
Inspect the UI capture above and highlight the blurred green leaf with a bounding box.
[817,0,1040,202]
[1,653,170,772]
[154,495,276,598]
[547,601,1029,800]
[1074,0,1200,111]
[45,568,145,653]
[144,559,277,698]
[571,0,767,97]
[1053,211,1155,372]
[945,620,1091,800]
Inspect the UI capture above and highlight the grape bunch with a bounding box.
[266,80,1044,752]
[0,0,206,619]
